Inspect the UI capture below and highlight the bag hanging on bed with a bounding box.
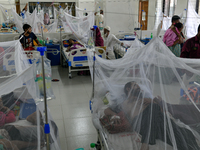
[35,57,55,100]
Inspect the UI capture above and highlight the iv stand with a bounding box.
[37,47,50,150]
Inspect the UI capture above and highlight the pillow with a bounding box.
[63,40,78,48]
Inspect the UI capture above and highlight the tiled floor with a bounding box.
[48,66,97,150]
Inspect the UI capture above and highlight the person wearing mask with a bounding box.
[19,24,42,49]
[95,10,104,30]
[104,26,123,59]
[163,23,184,57]
[169,15,185,43]
[181,24,200,58]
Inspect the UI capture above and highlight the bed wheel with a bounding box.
[69,73,72,79]
[96,141,101,150]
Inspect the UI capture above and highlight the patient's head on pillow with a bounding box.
[124,81,143,99]
[26,111,44,125]
[68,39,75,46]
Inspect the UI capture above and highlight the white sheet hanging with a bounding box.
[11,8,58,34]
[185,1,200,39]
[0,4,15,23]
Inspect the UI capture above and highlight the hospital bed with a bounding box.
[62,47,106,79]
[61,36,106,79]
[90,77,170,150]
[114,32,137,58]
[0,90,59,150]
[90,76,200,150]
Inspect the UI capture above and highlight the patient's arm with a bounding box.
[12,141,42,149]
[66,46,71,52]
[0,139,19,150]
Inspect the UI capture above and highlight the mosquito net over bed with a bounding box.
[11,8,58,34]
[88,36,200,150]
[0,4,15,23]
[0,40,60,150]
[62,12,95,44]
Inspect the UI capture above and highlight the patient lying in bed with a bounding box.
[102,81,200,150]
[66,39,84,52]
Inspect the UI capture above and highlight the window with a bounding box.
[162,0,177,17]
[29,2,76,19]
[154,0,163,29]
[194,0,200,15]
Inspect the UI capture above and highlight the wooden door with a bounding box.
[15,0,21,14]
[138,0,148,30]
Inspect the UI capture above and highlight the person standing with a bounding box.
[103,26,123,59]
[163,23,184,57]
[181,25,200,58]
[95,10,104,30]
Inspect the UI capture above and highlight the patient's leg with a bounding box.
[12,141,38,149]
[0,139,19,150]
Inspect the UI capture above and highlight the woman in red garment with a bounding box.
[91,27,104,46]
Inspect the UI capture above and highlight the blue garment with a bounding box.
[19,32,37,48]
[12,27,17,31]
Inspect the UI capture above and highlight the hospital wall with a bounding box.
[0,0,194,32]
[78,0,96,11]
[104,0,138,34]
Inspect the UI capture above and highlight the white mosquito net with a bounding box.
[75,7,90,18]
[0,40,60,150]
[88,37,200,150]
[185,1,200,39]
[154,10,163,30]
[124,38,144,57]
[162,16,171,30]
[12,8,58,34]
[62,12,95,44]
[0,4,15,23]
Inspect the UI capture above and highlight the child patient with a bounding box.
[66,39,84,52]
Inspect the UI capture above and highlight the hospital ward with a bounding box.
[1,0,200,150]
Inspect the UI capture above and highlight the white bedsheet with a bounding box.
[63,47,70,60]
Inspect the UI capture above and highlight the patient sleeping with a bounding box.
[102,81,200,150]
[66,39,84,52]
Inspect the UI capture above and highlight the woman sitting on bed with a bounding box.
[66,39,84,52]
[104,81,200,150]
